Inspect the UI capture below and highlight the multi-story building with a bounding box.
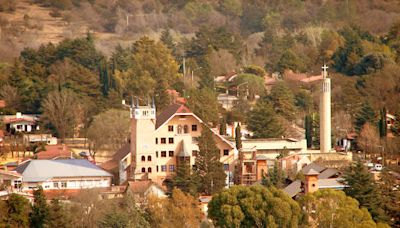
[129,102,236,186]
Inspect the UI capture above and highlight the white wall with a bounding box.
[23,177,111,191]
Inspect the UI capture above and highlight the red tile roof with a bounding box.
[4,118,36,124]
[35,145,71,159]
[155,104,191,129]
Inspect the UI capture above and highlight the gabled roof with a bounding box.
[301,163,325,174]
[155,104,191,129]
[125,180,165,195]
[283,180,301,198]
[304,168,320,176]
[0,170,22,178]
[318,168,339,179]
[15,159,112,182]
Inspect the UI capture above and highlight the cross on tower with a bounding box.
[322,64,329,79]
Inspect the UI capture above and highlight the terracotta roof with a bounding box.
[36,145,71,159]
[155,104,191,129]
[0,100,5,108]
[100,143,130,171]
[125,180,165,195]
[299,75,323,83]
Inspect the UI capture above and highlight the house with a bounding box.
[105,103,236,187]
[217,93,238,111]
[2,112,40,133]
[283,163,344,198]
[100,143,131,185]
[15,159,112,191]
[23,134,58,145]
[124,180,167,199]
[0,169,23,193]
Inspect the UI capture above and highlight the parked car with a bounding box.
[374,164,383,171]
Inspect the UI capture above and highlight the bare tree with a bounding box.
[87,109,130,158]
[42,89,85,140]
[358,123,379,154]
[0,84,20,111]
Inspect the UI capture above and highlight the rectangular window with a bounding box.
[161,151,166,157]
[192,137,199,144]
[169,138,174,144]
[223,149,229,156]
[61,182,67,188]
[161,165,166,172]
[224,164,229,171]
[191,125,197,131]
[168,125,174,132]
[161,138,166,144]
[53,182,59,188]
[156,166,159,172]
[156,151,158,158]
[169,151,174,157]
[192,150,198,157]
[169,165,175,172]
[155,138,158,144]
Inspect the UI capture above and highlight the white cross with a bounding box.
[322,64,329,78]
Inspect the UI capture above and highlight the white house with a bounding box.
[2,112,40,133]
[15,159,112,191]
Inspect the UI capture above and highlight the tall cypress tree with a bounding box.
[30,186,49,228]
[378,108,387,138]
[235,123,242,150]
[194,125,226,195]
[219,118,226,135]
[305,115,313,148]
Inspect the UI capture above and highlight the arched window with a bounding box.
[141,156,145,162]
[183,125,189,133]
[148,155,152,161]
[141,167,146,173]
[177,125,183,134]
[148,167,152,173]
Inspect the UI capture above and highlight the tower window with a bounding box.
[161,151,166,157]
[169,151,174,157]
[168,125,174,132]
[141,156,146,161]
[147,156,152,161]
[223,150,229,156]
[183,125,189,133]
[141,167,146,173]
[155,138,158,144]
[156,166,159,172]
[156,151,158,157]
[148,167,152,173]
[161,138,166,144]
[192,125,197,131]
[169,138,174,144]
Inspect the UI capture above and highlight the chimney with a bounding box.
[16,112,22,118]
[304,168,319,194]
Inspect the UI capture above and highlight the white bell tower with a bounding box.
[320,64,332,153]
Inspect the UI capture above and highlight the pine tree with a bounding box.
[30,186,49,228]
[235,123,242,150]
[377,169,400,226]
[247,101,283,138]
[219,118,226,135]
[342,161,387,222]
[47,199,71,228]
[6,193,30,227]
[354,102,375,132]
[267,82,297,121]
[262,161,285,189]
[305,115,313,148]
[378,108,387,138]
[194,125,226,195]
[173,159,198,196]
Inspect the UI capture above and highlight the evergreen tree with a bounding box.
[378,169,400,226]
[30,186,49,228]
[247,101,283,138]
[194,125,226,195]
[99,59,110,97]
[354,102,375,132]
[219,118,226,135]
[342,161,387,222]
[47,199,71,228]
[6,193,30,227]
[305,115,313,148]
[160,29,177,57]
[235,123,242,150]
[172,159,198,196]
[312,113,320,148]
[378,108,387,138]
[267,82,297,121]
[262,161,285,189]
